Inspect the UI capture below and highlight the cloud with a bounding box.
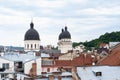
[0,0,120,46]
[77,6,120,15]
[2,0,66,9]
[0,7,33,17]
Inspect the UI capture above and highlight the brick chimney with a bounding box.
[29,63,37,77]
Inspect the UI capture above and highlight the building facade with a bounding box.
[24,22,40,52]
[58,26,72,53]
[0,57,14,79]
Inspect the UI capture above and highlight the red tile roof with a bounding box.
[97,51,120,66]
[72,54,92,66]
[55,60,72,66]
[54,54,93,67]
[97,44,120,66]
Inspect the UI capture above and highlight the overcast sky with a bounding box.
[0,0,120,47]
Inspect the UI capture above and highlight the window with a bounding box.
[35,44,36,49]
[15,62,22,68]
[1,74,8,78]
[2,63,9,69]
[31,44,33,49]
[96,72,102,76]
[18,62,22,68]
[27,44,29,49]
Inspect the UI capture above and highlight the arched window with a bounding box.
[35,44,36,49]
[27,44,29,49]
[31,44,33,49]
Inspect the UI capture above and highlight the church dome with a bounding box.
[24,22,40,40]
[59,26,71,40]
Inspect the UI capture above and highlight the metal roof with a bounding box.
[77,66,120,80]
[2,52,38,63]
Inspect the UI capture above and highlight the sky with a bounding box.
[0,0,120,47]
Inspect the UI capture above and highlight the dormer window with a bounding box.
[96,72,102,76]
[93,70,102,77]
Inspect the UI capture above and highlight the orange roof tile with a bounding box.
[72,54,92,66]
[55,60,72,66]
[54,54,93,67]
[97,51,120,66]
[98,44,120,66]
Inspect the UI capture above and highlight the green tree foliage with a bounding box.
[73,31,120,50]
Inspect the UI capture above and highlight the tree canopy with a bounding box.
[73,31,120,50]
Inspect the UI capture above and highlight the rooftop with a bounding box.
[1,51,38,63]
[77,66,120,80]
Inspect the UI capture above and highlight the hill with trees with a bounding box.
[73,31,120,50]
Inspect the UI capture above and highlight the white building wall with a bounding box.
[0,58,14,79]
[74,45,84,53]
[36,58,41,75]
[60,45,72,53]
[8,74,14,79]
[24,40,40,52]
[59,52,72,60]
[58,39,72,53]
[24,57,41,75]
[0,58,14,71]
[24,60,34,75]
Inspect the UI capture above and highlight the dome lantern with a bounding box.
[24,22,40,40]
[58,26,72,53]
[62,28,64,32]
[30,22,34,29]
[58,26,71,40]
[24,21,40,52]
[65,26,67,31]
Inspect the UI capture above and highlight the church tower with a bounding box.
[24,22,40,52]
[58,26,72,53]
